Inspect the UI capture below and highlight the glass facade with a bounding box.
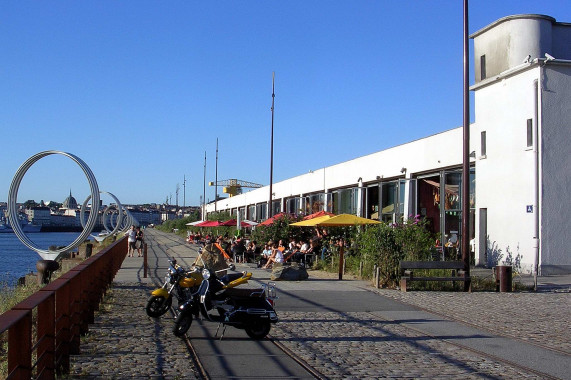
[308,193,325,213]
[416,167,475,260]
[271,200,281,216]
[286,197,303,215]
[255,203,267,222]
[331,188,358,215]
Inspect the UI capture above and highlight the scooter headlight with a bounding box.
[202,268,210,280]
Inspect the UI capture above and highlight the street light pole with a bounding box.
[203,151,206,221]
[462,0,471,291]
[215,138,218,213]
[269,72,275,219]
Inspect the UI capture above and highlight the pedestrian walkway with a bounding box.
[69,229,571,379]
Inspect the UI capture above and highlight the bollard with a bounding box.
[359,261,363,278]
[496,265,512,292]
[376,266,381,288]
[36,259,60,285]
[143,243,148,278]
[373,265,378,288]
[85,243,93,258]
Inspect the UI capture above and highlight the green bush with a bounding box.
[354,218,435,287]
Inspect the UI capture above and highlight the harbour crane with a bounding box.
[208,179,263,197]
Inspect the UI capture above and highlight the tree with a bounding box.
[23,200,38,209]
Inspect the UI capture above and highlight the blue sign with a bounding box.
[526,205,533,213]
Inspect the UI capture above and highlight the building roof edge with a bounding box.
[470,14,557,39]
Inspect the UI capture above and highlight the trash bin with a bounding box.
[495,265,512,292]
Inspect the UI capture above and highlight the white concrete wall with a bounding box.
[473,68,539,273]
[472,15,554,82]
[539,64,571,274]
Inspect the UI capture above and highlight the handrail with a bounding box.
[0,236,127,380]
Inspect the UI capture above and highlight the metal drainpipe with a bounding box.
[533,79,540,290]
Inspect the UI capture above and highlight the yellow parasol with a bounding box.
[313,214,381,227]
[290,215,332,226]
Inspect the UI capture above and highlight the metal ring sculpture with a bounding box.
[102,207,119,233]
[80,191,124,236]
[120,208,138,232]
[8,151,100,261]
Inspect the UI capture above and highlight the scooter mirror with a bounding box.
[228,263,236,271]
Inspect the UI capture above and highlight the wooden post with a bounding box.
[376,266,381,288]
[338,244,344,280]
[359,261,363,278]
[373,264,378,288]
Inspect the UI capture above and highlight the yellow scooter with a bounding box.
[146,257,203,318]
[146,257,251,318]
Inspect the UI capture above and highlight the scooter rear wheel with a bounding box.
[245,320,271,340]
[146,295,172,318]
[173,311,193,337]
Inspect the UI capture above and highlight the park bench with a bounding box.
[399,260,470,292]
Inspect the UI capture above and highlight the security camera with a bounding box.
[523,54,531,63]
[545,53,555,61]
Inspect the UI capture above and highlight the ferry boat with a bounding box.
[0,217,42,233]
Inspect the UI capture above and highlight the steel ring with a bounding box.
[81,191,124,235]
[8,151,100,260]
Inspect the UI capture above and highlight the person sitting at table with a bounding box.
[292,240,309,262]
[245,241,256,263]
[304,238,321,266]
[263,242,283,269]
[258,242,272,268]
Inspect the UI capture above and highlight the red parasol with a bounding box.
[196,220,223,227]
[259,212,293,226]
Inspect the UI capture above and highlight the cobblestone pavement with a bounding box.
[68,283,199,379]
[372,288,571,355]
[271,311,545,379]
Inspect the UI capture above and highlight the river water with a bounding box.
[0,232,81,287]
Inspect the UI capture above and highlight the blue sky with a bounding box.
[1,1,569,206]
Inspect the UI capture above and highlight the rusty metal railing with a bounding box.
[0,236,127,380]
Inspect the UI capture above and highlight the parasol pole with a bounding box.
[338,239,344,280]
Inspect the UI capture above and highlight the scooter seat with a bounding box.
[222,287,265,298]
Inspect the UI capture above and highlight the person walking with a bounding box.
[136,226,144,257]
[125,225,137,257]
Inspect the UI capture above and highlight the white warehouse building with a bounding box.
[205,14,571,275]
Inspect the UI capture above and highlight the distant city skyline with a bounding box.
[1,1,569,205]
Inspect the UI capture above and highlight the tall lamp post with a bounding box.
[183,175,186,208]
[269,72,275,219]
[203,151,206,221]
[215,138,218,213]
[461,0,471,291]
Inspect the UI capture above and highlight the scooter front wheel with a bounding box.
[145,295,172,318]
[245,320,271,340]
[173,311,193,337]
